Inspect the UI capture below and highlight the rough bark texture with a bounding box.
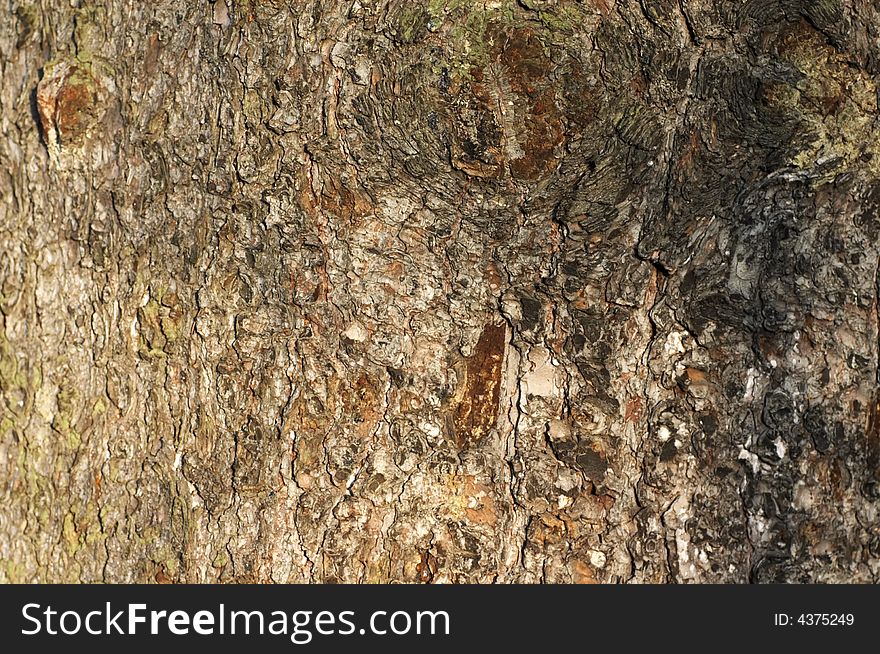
[1,0,879,584]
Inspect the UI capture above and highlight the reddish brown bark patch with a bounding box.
[416,550,438,583]
[493,27,564,180]
[453,322,507,448]
[36,61,102,151]
[449,25,564,181]
[55,78,95,140]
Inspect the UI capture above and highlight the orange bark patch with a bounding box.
[462,477,498,526]
[487,26,564,180]
[624,396,643,423]
[532,512,568,546]
[570,559,600,584]
[442,474,500,529]
[55,81,94,138]
[320,174,372,221]
[453,322,507,448]
[591,0,612,15]
[453,25,564,181]
[36,62,101,149]
[416,551,438,583]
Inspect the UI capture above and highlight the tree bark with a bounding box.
[1,0,879,583]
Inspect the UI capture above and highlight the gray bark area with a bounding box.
[1,0,879,583]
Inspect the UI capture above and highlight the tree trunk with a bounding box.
[1,0,879,584]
